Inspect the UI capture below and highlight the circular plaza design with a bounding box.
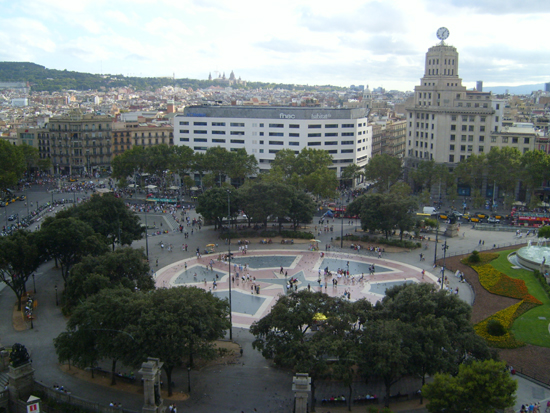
[154,249,438,329]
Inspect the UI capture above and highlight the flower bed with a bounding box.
[466,253,543,348]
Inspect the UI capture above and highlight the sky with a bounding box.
[0,0,549,91]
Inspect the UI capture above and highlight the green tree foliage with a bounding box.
[486,147,522,202]
[453,153,487,190]
[0,139,26,191]
[363,154,402,193]
[0,231,42,310]
[38,217,109,285]
[62,194,144,250]
[341,164,363,187]
[347,193,417,239]
[287,190,317,229]
[520,150,550,204]
[111,146,147,180]
[196,187,240,230]
[423,360,517,413]
[538,226,550,239]
[240,181,294,232]
[410,160,452,194]
[54,288,142,385]
[127,287,230,396]
[63,247,153,313]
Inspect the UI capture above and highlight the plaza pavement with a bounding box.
[1,198,549,412]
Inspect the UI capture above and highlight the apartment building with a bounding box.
[173,106,372,178]
[112,122,173,157]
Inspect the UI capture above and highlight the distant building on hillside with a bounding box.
[0,81,30,93]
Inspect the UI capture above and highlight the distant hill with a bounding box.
[483,83,547,95]
[0,61,343,93]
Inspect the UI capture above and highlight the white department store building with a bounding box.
[173,106,372,178]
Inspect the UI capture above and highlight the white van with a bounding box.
[423,206,437,215]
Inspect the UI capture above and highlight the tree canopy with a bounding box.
[363,154,402,193]
[0,139,26,191]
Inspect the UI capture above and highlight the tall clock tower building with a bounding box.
[405,29,499,178]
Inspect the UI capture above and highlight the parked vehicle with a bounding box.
[487,217,500,224]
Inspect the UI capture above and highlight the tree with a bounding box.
[538,226,550,239]
[363,154,402,193]
[521,150,550,205]
[54,288,142,385]
[250,291,355,412]
[64,194,144,250]
[0,139,25,191]
[487,147,522,203]
[196,187,240,230]
[111,145,147,180]
[341,164,363,188]
[240,181,294,232]
[19,143,40,173]
[38,217,109,285]
[63,247,153,313]
[287,190,317,230]
[0,231,42,310]
[226,148,258,186]
[453,153,487,191]
[127,287,230,396]
[423,360,517,413]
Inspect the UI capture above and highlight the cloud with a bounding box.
[255,38,330,53]
[342,35,419,56]
[125,53,151,61]
[442,0,550,14]
[145,17,193,38]
[0,17,56,59]
[299,2,406,34]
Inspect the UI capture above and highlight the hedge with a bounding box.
[339,234,421,249]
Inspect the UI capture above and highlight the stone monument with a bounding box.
[7,343,35,402]
[292,373,311,413]
[139,357,165,413]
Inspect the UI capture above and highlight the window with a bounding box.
[193,122,207,126]
[479,136,485,142]
[462,125,467,131]
[269,123,284,128]
[341,149,354,153]
[230,139,245,144]
[212,139,226,143]
[449,155,455,162]
[450,135,456,141]
[308,133,321,137]
[461,135,466,142]
[259,132,264,136]
[460,145,466,151]
[308,142,321,146]
[491,137,497,143]
[451,125,456,131]
[269,149,280,154]
[468,125,474,132]
[327,149,337,154]
[325,141,338,145]
[480,126,485,132]
[325,132,338,137]
[342,132,354,136]
[512,137,518,144]
[496,104,500,110]
[231,122,245,127]
[194,146,207,151]
[212,122,226,126]
[289,142,299,146]
[308,125,321,129]
[341,140,354,145]
[289,133,300,137]
[269,141,284,145]
[450,145,455,151]
[194,130,207,134]
[480,117,486,122]
[179,138,189,142]
[325,124,338,128]
[269,132,284,137]
[212,130,226,135]
[341,124,354,128]
[502,137,508,143]
[468,135,474,142]
[230,131,245,135]
[479,146,484,152]
[462,116,468,122]
[467,145,473,152]
[179,121,189,125]
[524,137,530,144]
[289,124,300,128]
[469,116,475,122]
[194,138,207,142]
[179,130,189,133]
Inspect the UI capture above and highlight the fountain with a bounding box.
[516,238,550,272]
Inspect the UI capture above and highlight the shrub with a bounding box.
[486,319,506,336]
[280,230,315,239]
[468,250,481,263]
[533,270,550,300]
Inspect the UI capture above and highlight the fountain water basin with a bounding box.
[516,239,550,271]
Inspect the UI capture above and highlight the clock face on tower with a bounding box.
[437,27,449,41]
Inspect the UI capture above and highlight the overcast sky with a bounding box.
[1,0,549,91]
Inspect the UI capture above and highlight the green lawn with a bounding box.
[490,250,550,347]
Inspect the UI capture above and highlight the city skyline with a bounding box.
[0,0,549,91]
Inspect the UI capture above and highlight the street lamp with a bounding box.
[187,367,191,393]
[340,196,344,249]
[144,206,149,260]
[433,214,440,265]
[32,273,36,294]
[227,190,233,341]
[55,284,58,306]
[441,241,449,290]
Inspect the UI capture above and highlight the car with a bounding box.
[470,217,480,223]
[8,214,18,221]
[451,211,463,217]
[17,195,26,201]
[462,213,471,221]
[487,217,500,224]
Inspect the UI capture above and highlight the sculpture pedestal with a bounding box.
[8,362,35,402]
[293,373,311,413]
[445,223,459,238]
[139,357,165,413]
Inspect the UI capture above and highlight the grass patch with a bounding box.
[489,250,550,347]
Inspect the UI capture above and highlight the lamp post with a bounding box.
[32,273,36,294]
[227,190,233,341]
[433,214,440,265]
[441,241,449,290]
[340,196,344,249]
[86,149,90,177]
[187,367,191,393]
[55,284,58,306]
[144,206,149,260]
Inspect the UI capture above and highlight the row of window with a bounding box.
[179,120,358,128]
